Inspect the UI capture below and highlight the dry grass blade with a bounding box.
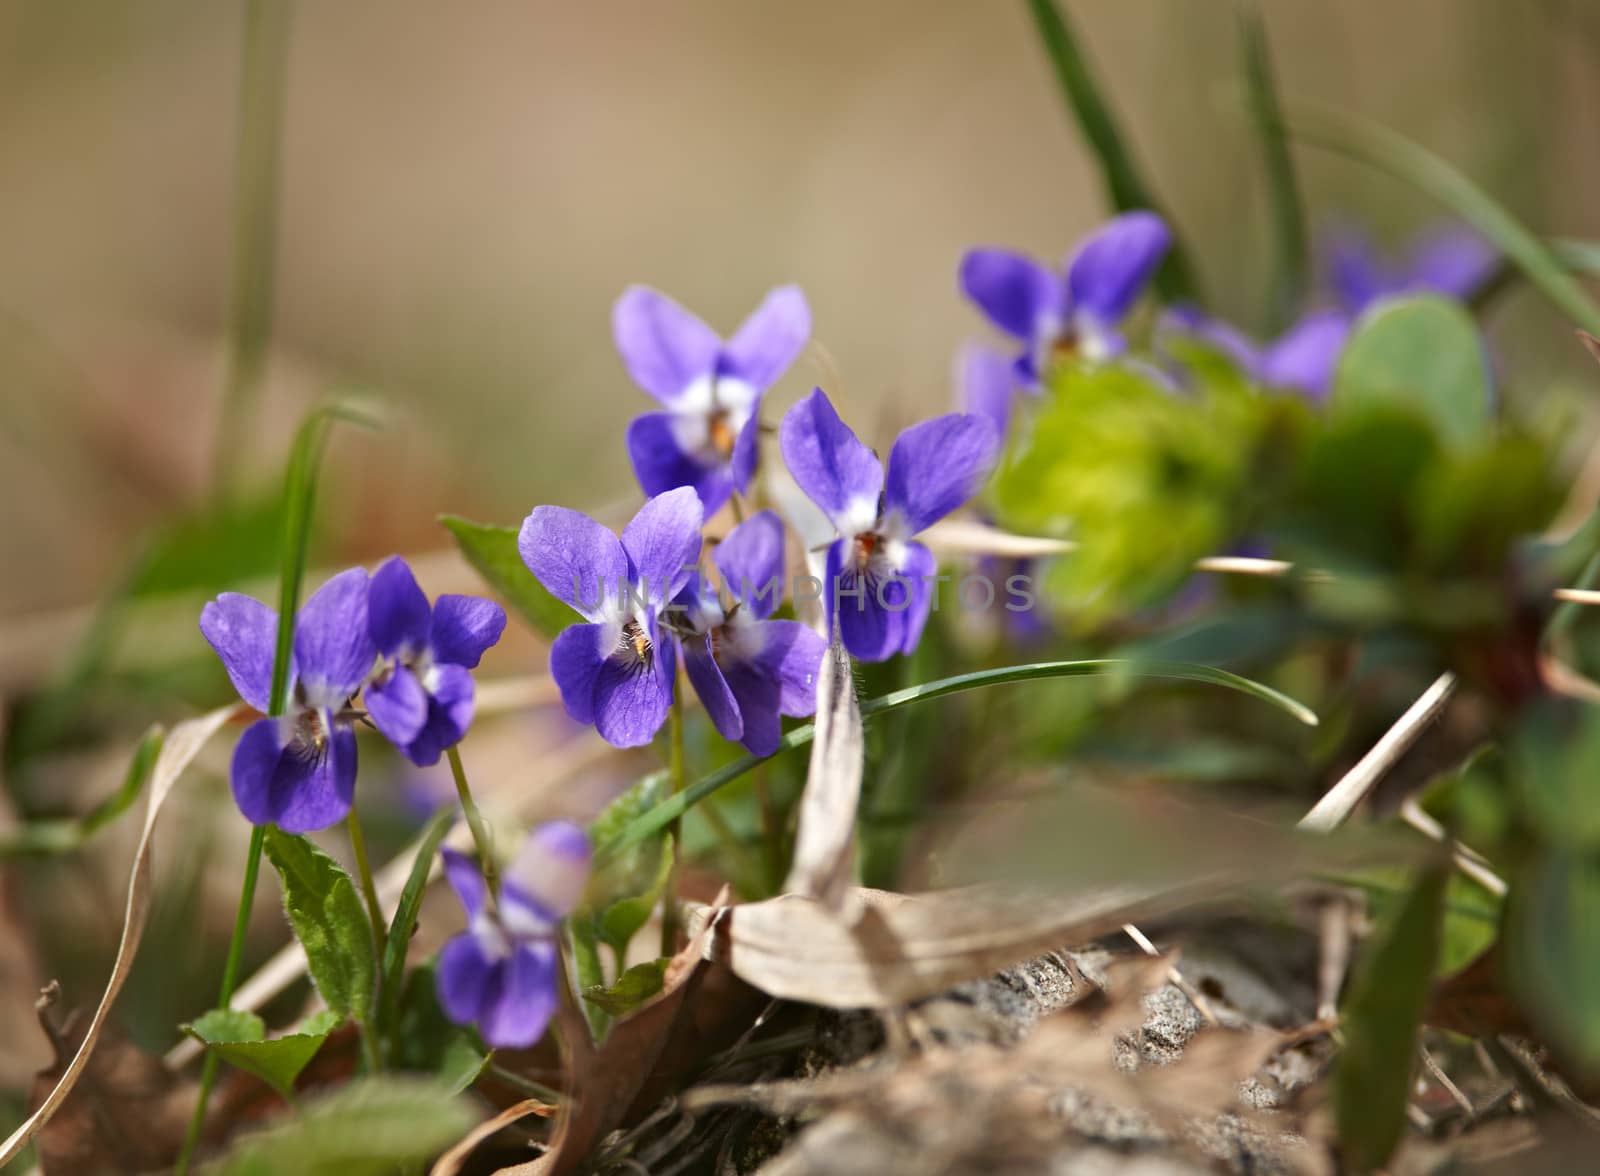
[0,702,240,1167]
[682,881,1228,1008]
[783,633,863,913]
[1299,672,1456,833]
[431,1098,555,1176]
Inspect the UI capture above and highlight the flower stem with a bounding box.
[175,822,267,1175]
[346,808,386,962]
[447,743,496,895]
[660,690,687,956]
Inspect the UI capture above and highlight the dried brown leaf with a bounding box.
[783,633,863,914]
[431,1097,555,1176]
[0,703,240,1168]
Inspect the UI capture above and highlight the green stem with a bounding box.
[660,690,687,955]
[176,822,267,1174]
[446,744,497,896]
[346,809,387,962]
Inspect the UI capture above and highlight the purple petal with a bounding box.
[1325,225,1392,312]
[435,933,496,1029]
[724,285,811,391]
[626,412,734,516]
[1159,306,1260,373]
[519,506,630,621]
[884,413,999,536]
[729,407,763,497]
[720,659,781,756]
[231,717,356,832]
[366,664,429,748]
[683,633,743,743]
[713,510,787,620]
[744,618,827,718]
[956,341,1021,443]
[440,847,487,921]
[1406,226,1497,301]
[1066,211,1171,323]
[503,820,592,921]
[200,593,281,712]
[958,249,1062,341]
[894,541,938,655]
[1258,311,1351,402]
[549,622,606,726]
[294,568,376,705]
[828,543,898,663]
[400,664,475,766]
[593,633,675,748]
[621,487,704,607]
[612,286,721,405]
[778,389,884,536]
[478,942,558,1049]
[429,594,506,668]
[368,557,431,657]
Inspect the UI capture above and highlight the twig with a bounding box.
[1398,799,1508,897]
[1316,893,1353,1022]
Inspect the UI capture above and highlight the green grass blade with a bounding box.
[1022,0,1197,301]
[1238,1,1307,330]
[595,658,1316,865]
[1281,99,1600,335]
[0,725,165,858]
[377,807,457,1053]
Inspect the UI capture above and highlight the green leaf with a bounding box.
[583,959,669,1018]
[598,835,675,958]
[389,964,488,1093]
[1510,701,1600,849]
[184,1008,340,1097]
[1021,0,1196,300]
[263,828,376,1024]
[1348,868,1501,980]
[440,514,574,640]
[213,1076,477,1176]
[1506,847,1600,1078]
[596,658,1318,866]
[378,807,457,1048]
[0,724,164,858]
[1238,0,1307,329]
[1282,99,1600,335]
[1332,296,1490,450]
[1334,864,1447,1173]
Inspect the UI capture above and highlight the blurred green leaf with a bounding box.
[597,835,675,959]
[1282,100,1600,335]
[378,807,456,1053]
[1507,848,1600,1080]
[0,725,164,858]
[1021,0,1195,300]
[1353,868,1501,980]
[1510,701,1600,849]
[1332,296,1489,450]
[440,514,573,640]
[389,963,487,1093]
[263,828,376,1025]
[1335,864,1447,1174]
[1238,0,1307,328]
[585,771,670,908]
[184,1008,340,1097]
[213,1077,476,1176]
[1412,435,1559,577]
[582,959,669,1018]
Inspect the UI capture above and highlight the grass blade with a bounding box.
[1238,1,1307,330]
[1022,0,1197,300]
[596,658,1317,865]
[1281,99,1600,335]
[378,806,457,1053]
[0,724,164,858]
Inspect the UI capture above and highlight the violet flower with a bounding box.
[519,487,704,747]
[959,211,1171,387]
[957,340,1026,441]
[1162,306,1351,403]
[615,284,811,515]
[365,557,506,767]
[1327,223,1497,313]
[199,569,375,832]
[435,822,591,1050]
[670,510,826,756]
[779,389,998,662]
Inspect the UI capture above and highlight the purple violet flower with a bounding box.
[365,557,506,767]
[199,569,376,832]
[615,285,812,515]
[1327,223,1497,313]
[669,510,826,756]
[959,211,1171,387]
[435,821,591,1050]
[779,389,998,662]
[1161,306,1351,403]
[518,487,704,747]
[956,340,1028,441]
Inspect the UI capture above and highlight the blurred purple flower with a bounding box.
[615,285,811,515]
[956,340,1028,441]
[670,510,826,756]
[199,569,375,832]
[519,487,703,747]
[780,389,998,662]
[365,557,506,767]
[1327,223,1497,313]
[1162,305,1351,403]
[959,211,1171,387]
[435,821,590,1050]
